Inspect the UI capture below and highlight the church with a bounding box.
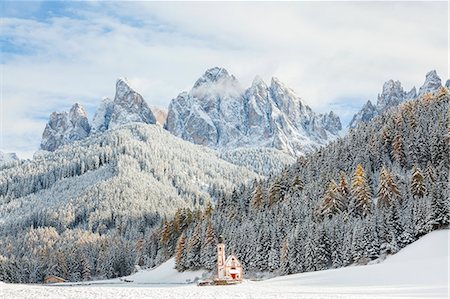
[216,235,243,282]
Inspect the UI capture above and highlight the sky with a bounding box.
[1,1,448,158]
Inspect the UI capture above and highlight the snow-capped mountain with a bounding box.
[418,70,442,97]
[349,70,443,129]
[92,78,156,132]
[41,103,91,151]
[165,67,341,156]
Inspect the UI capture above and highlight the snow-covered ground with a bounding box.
[2,229,448,298]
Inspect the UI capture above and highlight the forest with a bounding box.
[0,88,448,282]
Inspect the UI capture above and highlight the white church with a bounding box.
[216,235,243,282]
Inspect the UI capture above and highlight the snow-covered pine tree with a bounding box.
[410,166,426,199]
[351,164,372,217]
[175,232,186,272]
[377,166,400,208]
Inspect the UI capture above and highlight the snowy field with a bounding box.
[2,229,448,299]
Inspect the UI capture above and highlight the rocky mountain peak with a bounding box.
[376,79,405,111]
[166,68,342,156]
[93,78,156,131]
[41,103,91,151]
[349,70,443,129]
[418,70,442,97]
[193,67,237,89]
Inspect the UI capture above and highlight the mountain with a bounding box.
[40,103,91,151]
[40,78,156,152]
[0,123,260,282]
[167,87,449,277]
[92,78,156,132]
[165,67,342,156]
[349,70,443,128]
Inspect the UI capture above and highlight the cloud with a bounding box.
[0,1,448,158]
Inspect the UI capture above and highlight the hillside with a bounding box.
[2,228,447,298]
[0,123,259,282]
[166,87,449,276]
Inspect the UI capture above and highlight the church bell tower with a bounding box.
[217,235,226,279]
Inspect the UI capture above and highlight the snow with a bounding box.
[123,258,206,284]
[2,229,448,298]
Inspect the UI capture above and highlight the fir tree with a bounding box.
[351,164,372,217]
[175,233,186,272]
[410,166,426,199]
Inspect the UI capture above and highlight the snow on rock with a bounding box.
[93,78,156,132]
[349,70,443,129]
[418,70,442,97]
[166,67,341,156]
[40,103,91,151]
[123,258,207,284]
[91,97,114,133]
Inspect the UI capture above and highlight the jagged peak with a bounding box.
[193,67,236,89]
[69,103,88,117]
[116,77,135,93]
[419,69,442,96]
[381,79,402,93]
[251,75,267,88]
[425,70,439,80]
[406,86,417,99]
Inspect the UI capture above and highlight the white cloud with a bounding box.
[0,1,448,158]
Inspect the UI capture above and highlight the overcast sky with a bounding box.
[1,1,448,158]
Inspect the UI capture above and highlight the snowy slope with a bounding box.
[3,229,447,298]
[265,228,449,295]
[123,258,207,284]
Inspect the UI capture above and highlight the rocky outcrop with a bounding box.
[40,103,91,151]
[92,78,156,132]
[349,70,443,129]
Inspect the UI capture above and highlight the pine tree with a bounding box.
[392,134,405,166]
[200,221,216,270]
[292,175,304,192]
[280,238,290,275]
[429,183,450,229]
[351,164,372,217]
[250,184,264,210]
[336,172,350,211]
[80,253,91,281]
[175,233,186,272]
[320,180,344,217]
[186,225,201,269]
[410,166,426,199]
[377,167,400,208]
[269,179,283,206]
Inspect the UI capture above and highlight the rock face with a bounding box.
[150,106,168,126]
[92,78,156,132]
[165,67,341,156]
[349,70,443,128]
[418,70,442,97]
[41,103,91,151]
